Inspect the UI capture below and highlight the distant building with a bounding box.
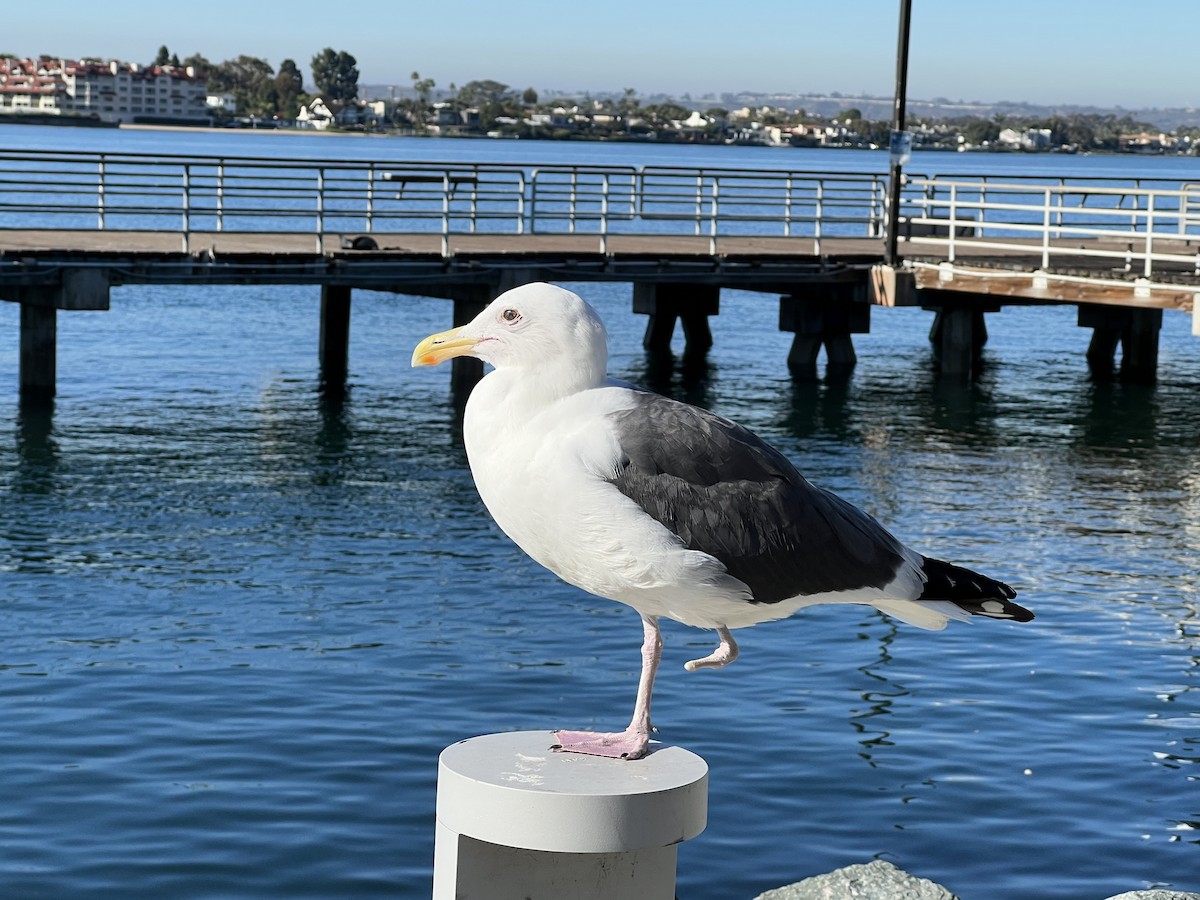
[1118,131,1173,154]
[206,92,237,113]
[297,96,335,129]
[296,97,378,131]
[0,57,208,123]
[0,58,68,115]
[433,102,463,127]
[998,127,1052,151]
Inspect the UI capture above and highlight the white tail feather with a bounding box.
[872,599,974,631]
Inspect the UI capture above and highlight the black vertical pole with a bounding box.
[885,0,913,265]
[319,284,352,395]
[19,301,57,403]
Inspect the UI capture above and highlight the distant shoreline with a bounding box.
[0,115,1190,157]
[120,122,356,136]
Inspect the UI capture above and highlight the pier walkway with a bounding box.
[1,148,1197,398]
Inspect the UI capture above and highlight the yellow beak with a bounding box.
[411,326,478,367]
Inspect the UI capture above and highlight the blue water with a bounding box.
[1,123,1199,899]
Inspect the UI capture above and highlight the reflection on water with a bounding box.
[848,615,908,767]
[1077,380,1164,450]
[0,276,1198,899]
[785,377,854,440]
[13,402,58,494]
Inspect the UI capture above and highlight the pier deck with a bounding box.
[1,148,1198,397]
[3,228,1195,313]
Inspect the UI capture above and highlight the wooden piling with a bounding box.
[921,291,996,378]
[927,307,986,376]
[20,302,57,402]
[779,283,870,379]
[319,285,352,395]
[1079,304,1161,383]
[10,271,109,403]
[632,283,719,356]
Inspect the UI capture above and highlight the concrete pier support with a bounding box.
[20,304,57,402]
[921,292,996,377]
[318,285,352,394]
[632,283,719,356]
[1078,304,1162,383]
[434,732,708,900]
[927,306,988,375]
[779,283,870,378]
[10,270,110,403]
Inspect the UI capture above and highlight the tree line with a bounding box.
[155,45,358,119]
[148,45,1197,151]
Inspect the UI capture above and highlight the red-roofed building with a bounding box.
[0,57,208,123]
[0,57,69,114]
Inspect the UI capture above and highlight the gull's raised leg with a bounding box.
[553,614,661,760]
[683,625,738,672]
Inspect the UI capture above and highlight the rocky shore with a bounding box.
[754,860,1200,900]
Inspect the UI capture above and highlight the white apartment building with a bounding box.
[0,57,208,123]
[0,58,67,113]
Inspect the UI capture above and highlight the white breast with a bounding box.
[460,375,750,625]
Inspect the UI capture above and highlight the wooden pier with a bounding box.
[1,149,1197,401]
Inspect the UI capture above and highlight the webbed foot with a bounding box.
[551,728,650,760]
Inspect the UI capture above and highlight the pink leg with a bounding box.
[683,625,738,672]
[553,614,661,761]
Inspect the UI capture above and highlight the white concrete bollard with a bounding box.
[433,731,708,900]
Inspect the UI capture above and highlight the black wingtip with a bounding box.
[919,556,1034,622]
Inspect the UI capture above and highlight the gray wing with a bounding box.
[606,393,907,604]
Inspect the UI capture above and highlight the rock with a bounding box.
[1102,893,1200,900]
[754,860,958,900]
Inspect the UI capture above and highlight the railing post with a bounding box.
[709,177,718,256]
[814,180,824,255]
[316,168,325,253]
[216,159,225,233]
[568,169,578,235]
[97,157,106,230]
[1144,192,1155,279]
[441,171,450,257]
[366,162,375,233]
[947,183,958,262]
[784,175,794,238]
[1041,187,1052,269]
[869,177,882,237]
[518,170,527,235]
[181,163,190,253]
[600,173,609,255]
[467,165,478,235]
[527,169,537,235]
[1179,184,1199,237]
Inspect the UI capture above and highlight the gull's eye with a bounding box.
[501,308,521,323]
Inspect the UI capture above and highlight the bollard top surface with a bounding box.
[440,730,708,796]
[437,731,708,852]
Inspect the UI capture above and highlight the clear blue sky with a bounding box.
[6,0,1196,109]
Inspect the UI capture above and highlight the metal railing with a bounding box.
[1,150,1197,284]
[0,149,888,254]
[901,173,1200,280]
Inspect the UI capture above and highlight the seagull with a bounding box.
[412,282,1033,760]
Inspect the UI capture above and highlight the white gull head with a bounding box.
[411,282,609,396]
